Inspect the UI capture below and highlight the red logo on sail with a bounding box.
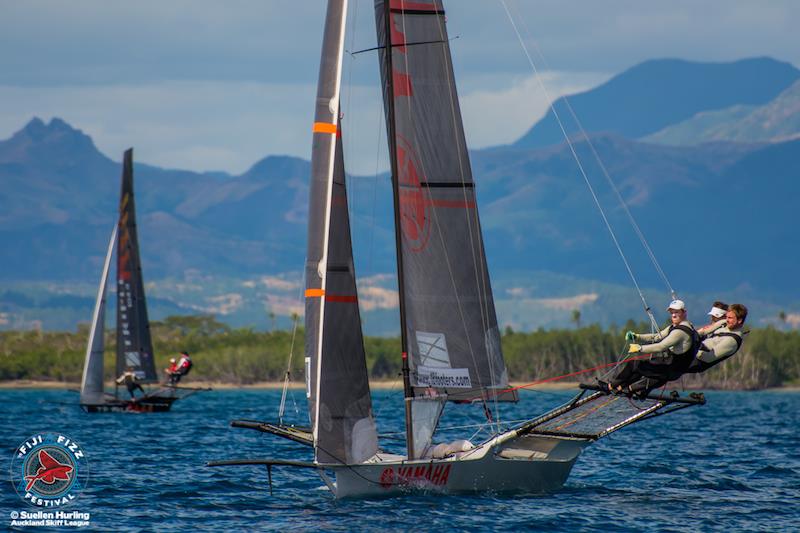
[396,135,430,252]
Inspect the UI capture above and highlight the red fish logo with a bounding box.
[12,433,89,507]
[24,449,74,491]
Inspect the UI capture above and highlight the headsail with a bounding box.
[80,224,117,404]
[115,149,158,383]
[305,0,379,465]
[375,0,515,403]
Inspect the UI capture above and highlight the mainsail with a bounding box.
[375,0,515,404]
[305,0,379,465]
[80,225,117,405]
[115,148,158,383]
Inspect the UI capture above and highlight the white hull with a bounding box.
[323,434,590,498]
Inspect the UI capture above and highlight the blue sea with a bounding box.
[1,388,798,531]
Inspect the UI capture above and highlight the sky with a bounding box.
[1,0,798,175]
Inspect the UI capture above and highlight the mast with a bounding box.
[379,0,415,459]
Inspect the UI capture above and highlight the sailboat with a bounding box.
[208,0,704,496]
[79,149,206,413]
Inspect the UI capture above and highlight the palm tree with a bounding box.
[571,309,581,329]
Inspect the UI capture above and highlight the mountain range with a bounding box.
[1,57,798,333]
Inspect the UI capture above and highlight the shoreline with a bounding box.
[1,379,797,392]
[0,379,577,390]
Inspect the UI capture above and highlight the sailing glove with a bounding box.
[625,331,636,341]
[628,344,642,353]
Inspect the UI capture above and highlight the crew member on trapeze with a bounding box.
[602,299,700,397]
[697,300,729,335]
[687,303,748,374]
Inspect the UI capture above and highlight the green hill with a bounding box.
[644,79,800,145]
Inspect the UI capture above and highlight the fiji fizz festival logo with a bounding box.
[10,433,90,507]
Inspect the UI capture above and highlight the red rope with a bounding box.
[499,353,653,395]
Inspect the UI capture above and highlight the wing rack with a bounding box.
[515,385,705,440]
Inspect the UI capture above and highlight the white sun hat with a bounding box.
[708,306,726,318]
[667,299,686,311]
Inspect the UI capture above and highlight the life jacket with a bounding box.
[688,329,746,373]
[665,323,701,376]
[178,356,193,375]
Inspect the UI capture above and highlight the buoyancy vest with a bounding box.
[688,329,745,373]
[666,323,701,376]
[178,356,193,375]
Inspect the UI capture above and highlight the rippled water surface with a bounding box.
[2,388,798,531]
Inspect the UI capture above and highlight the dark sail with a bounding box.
[306,0,378,464]
[115,149,158,383]
[375,0,515,402]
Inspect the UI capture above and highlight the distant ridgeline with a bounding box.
[1,315,799,389]
[1,57,799,332]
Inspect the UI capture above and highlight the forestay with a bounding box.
[374,0,515,403]
[115,149,158,383]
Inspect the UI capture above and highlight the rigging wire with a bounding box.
[499,0,663,332]
[277,268,307,424]
[504,1,677,302]
[278,311,300,424]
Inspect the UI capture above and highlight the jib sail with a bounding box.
[305,0,379,465]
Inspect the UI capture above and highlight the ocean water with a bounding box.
[1,388,798,531]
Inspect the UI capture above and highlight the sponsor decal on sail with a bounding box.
[416,366,472,388]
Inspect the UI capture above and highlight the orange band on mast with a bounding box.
[312,122,337,134]
[305,289,325,298]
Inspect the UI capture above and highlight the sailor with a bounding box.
[697,301,728,336]
[172,351,193,384]
[164,357,179,385]
[606,299,700,397]
[116,366,145,399]
[687,303,748,374]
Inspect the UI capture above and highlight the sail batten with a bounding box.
[375,0,515,404]
[115,149,158,384]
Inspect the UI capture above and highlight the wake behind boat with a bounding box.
[208,0,706,497]
[79,149,207,413]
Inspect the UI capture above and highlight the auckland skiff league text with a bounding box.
[9,510,91,527]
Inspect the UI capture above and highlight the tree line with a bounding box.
[1,315,798,389]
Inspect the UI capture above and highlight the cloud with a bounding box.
[460,71,609,148]
[0,81,315,174]
[533,293,599,311]
[203,293,244,315]
[257,275,301,292]
[358,286,399,311]
[1,0,797,176]
[263,294,303,317]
